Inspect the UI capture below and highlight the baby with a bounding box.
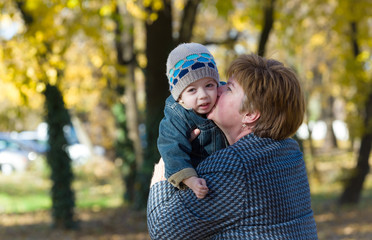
[157,43,227,199]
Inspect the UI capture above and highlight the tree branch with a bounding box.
[201,31,241,46]
[257,0,276,57]
[350,21,360,57]
[15,0,34,25]
[178,0,201,44]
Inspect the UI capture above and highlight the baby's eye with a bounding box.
[206,83,216,88]
[187,88,196,93]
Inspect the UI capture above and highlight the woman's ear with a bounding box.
[242,111,260,124]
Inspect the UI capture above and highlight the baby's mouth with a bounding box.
[199,103,210,109]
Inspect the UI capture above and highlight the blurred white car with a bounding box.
[0,150,28,175]
[66,143,91,165]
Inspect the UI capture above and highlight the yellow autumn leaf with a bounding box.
[230,13,246,32]
[174,0,185,10]
[306,70,314,80]
[67,0,79,9]
[91,55,103,68]
[309,33,325,47]
[46,68,57,84]
[152,0,163,11]
[126,1,147,20]
[357,51,370,62]
[35,31,44,42]
[36,82,46,93]
[25,0,42,11]
[149,12,158,22]
[100,5,113,17]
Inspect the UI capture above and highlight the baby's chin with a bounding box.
[195,110,209,116]
[196,106,214,115]
[206,107,216,120]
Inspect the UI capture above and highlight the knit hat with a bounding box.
[166,43,220,100]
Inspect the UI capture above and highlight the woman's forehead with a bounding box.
[227,78,238,87]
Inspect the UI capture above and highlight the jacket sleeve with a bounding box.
[157,103,197,188]
[168,168,197,190]
[147,149,246,240]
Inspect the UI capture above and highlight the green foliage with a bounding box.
[215,0,234,17]
[44,84,76,229]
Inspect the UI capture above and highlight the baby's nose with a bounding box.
[199,88,208,98]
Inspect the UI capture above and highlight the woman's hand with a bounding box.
[189,128,200,141]
[150,158,166,187]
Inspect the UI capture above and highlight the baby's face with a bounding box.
[179,77,218,115]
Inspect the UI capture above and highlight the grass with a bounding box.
[0,156,123,214]
[0,156,149,240]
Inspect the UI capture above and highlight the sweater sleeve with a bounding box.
[147,148,246,240]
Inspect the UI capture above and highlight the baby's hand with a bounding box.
[183,176,209,199]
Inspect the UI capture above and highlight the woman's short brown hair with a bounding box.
[227,54,305,140]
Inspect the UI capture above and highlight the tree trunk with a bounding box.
[339,21,371,205]
[44,84,76,229]
[113,3,143,204]
[340,91,372,204]
[135,0,202,208]
[323,96,338,150]
[135,0,174,208]
[257,0,276,57]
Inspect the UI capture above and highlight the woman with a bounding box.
[147,54,318,239]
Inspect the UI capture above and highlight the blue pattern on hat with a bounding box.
[201,53,212,58]
[186,54,199,60]
[182,60,194,68]
[173,69,180,78]
[197,57,209,62]
[168,52,218,92]
[191,62,205,70]
[172,78,178,88]
[208,63,215,69]
[178,69,189,79]
[175,60,184,68]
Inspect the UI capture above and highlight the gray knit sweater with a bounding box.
[147,134,318,239]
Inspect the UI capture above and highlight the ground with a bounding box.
[0,208,150,240]
[315,203,372,240]
[1,151,372,239]
[1,203,372,240]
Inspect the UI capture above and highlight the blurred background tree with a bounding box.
[0,0,371,227]
[12,0,82,228]
[44,84,76,229]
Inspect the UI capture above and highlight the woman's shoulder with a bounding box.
[204,134,301,165]
[197,143,245,174]
[234,134,299,153]
[232,134,303,168]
